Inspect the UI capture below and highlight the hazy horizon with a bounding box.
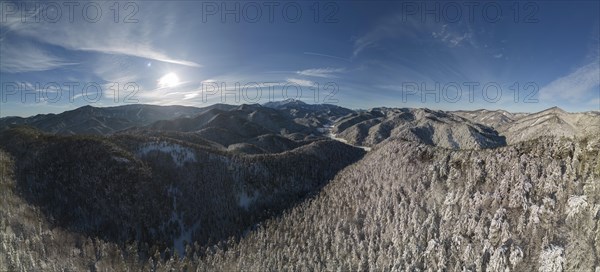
[2,100,600,119]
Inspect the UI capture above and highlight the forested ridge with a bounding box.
[0,126,365,271]
[1,103,599,271]
[2,133,598,271]
[198,136,600,271]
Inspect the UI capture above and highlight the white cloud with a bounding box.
[352,14,423,57]
[0,41,77,73]
[286,78,315,87]
[184,93,199,100]
[493,53,503,59]
[303,52,351,62]
[353,15,473,57]
[540,62,600,102]
[432,25,472,48]
[0,1,200,68]
[91,56,144,100]
[73,45,200,67]
[352,16,405,57]
[297,67,345,78]
[19,81,63,93]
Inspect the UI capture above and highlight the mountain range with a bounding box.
[4,100,596,149]
[1,100,599,271]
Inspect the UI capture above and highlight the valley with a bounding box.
[0,101,599,271]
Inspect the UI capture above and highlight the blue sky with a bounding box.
[0,0,599,117]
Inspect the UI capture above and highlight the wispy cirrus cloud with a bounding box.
[352,14,474,57]
[0,41,77,73]
[431,24,472,48]
[0,1,200,68]
[540,62,600,102]
[75,45,201,67]
[286,78,315,87]
[297,67,345,78]
[303,52,351,62]
[352,14,426,57]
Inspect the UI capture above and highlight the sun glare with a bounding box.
[158,72,180,88]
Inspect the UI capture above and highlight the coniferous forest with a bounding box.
[1,103,599,271]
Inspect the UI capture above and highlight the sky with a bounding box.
[0,0,599,117]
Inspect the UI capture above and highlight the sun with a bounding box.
[158,72,180,88]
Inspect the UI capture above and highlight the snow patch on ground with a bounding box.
[172,213,200,257]
[328,132,372,151]
[567,195,588,219]
[322,123,372,151]
[112,156,130,163]
[138,141,196,167]
[539,245,564,271]
[165,185,201,257]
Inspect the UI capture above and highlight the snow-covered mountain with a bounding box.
[0,104,212,135]
[454,107,600,144]
[453,109,528,128]
[199,136,600,271]
[264,98,355,128]
[332,107,506,149]
[0,125,365,267]
[498,107,600,144]
[1,102,599,271]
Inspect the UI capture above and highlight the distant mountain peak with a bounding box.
[541,106,567,114]
[263,98,307,109]
[75,105,96,111]
[282,98,305,104]
[236,103,262,110]
[278,98,307,105]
